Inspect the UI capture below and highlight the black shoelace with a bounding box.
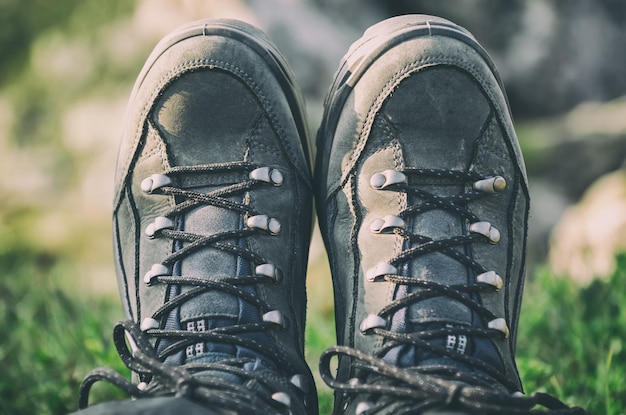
[79,161,301,413]
[319,168,588,414]
[320,346,587,414]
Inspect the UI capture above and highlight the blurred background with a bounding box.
[1,0,625,413]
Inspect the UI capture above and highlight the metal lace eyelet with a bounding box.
[290,374,310,393]
[140,318,159,331]
[476,271,503,290]
[263,310,288,330]
[359,314,387,334]
[249,167,284,186]
[271,391,291,408]
[473,176,506,193]
[140,174,172,194]
[145,216,174,238]
[469,221,500,244]
[143,264,170,284]
[369,215,405,234]
[488,318,510,339]
[356,401,373,415]
[247,214,281,235]
[370,170,407,189]
[255,263,283,283]
[365,262,398,282]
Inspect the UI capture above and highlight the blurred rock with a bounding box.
[378,0,626,119]
[248,0,363,129]
[527,178,571,269]
[246,0,626,130]
[3,0,625,294]
[549,169,626,284]
[132,0,256,44]
[525,97,626,268]
[246,1,626,280]
[526,98,626,201]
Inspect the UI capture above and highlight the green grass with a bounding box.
[517,255,626,414]
[2,242,625,414]
[1,0,624,414]
[0,245,128,415]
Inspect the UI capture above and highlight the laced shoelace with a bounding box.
[319,347,587,414]
[79,161,303,414]
[319,168,588,414]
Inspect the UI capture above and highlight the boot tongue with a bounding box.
[382,322,503,375]
[151,71,277,375]
[406,184,471,326]
[382,184,505,376]
[160,176,277,376]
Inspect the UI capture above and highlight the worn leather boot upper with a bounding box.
[316,15,585,415]
[79,19,317,415]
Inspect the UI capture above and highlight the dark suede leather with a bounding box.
[110,19,316,415]
[316,15,529,414]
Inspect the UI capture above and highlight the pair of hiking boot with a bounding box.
[77,15,586,415]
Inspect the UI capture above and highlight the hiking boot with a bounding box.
[315,15,586,414]
[79,19,317,415]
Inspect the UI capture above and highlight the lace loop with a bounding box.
[80,321,296,413]
[80,161,302,412]
[319,346,588,414]
[323,168,587,413]
[364,168,508,372]
[141,161,291,365]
